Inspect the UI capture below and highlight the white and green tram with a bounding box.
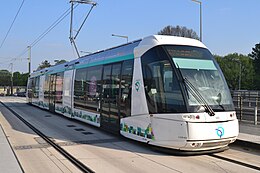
[27,35,238,152]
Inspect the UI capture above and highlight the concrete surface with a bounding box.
[0,96,259,173]
[0,123,23,173]
[235,121,260,149]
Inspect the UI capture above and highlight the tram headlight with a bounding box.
[189,142,202,148]
[182,115,191,120]
[229,112,236,119]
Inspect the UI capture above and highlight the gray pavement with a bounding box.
[0,119,258,173]
[0,123,23,173]
[0,97,259,173]
[235,121,260,149]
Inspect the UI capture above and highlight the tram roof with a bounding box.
[134,35,207,58]
[29,35,207,78]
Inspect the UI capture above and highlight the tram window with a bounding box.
[85,66,102,113]
[166,45,234,109]
[74,68,87,110]
[28,78,32,90]
[110,63,122,117]
[120,59,134,117]
[31,78,35,97]
[33,77,40,98]
[142,46,186,113]
[74,66,103,112]
[44,75,49,102]
[55,72,64,104]
[27,78,33,98]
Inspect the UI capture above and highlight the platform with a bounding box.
[0,123,23,173]
[235,121,260,149]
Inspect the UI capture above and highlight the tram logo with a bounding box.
[215,126,224,138]
[135,80,141,92]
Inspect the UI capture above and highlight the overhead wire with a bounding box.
[30,4,79,48]
[0,57,24,64]
[0,57,11,59]
[15,4,79,60]
[0,59,14,64]
[0,0,25,50]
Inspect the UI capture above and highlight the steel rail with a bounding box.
[0,101,95,173]
[208,154,260,171]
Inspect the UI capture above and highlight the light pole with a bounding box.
[238,61,242,90]
[27,46,31,74]
[192,0,202,42]
[234,59,242,90]
[10,63,13,95]
[112,34,128,43]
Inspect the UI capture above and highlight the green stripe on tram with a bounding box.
[47,68,66,75]
[34,54,134,76]
[75,54,134,69]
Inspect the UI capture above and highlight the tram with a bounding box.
[27,35,239,152]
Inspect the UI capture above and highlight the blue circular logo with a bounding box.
[215,127,224,138]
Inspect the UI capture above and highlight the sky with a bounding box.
[0,0,259,73]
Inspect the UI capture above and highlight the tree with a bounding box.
[13,72,29,86]
[158,25,199,40]
[13,72,21,86]
[54,59,67,65]
[215,53,254,90]
[249,43,260,89]
[0,71,28,87]
[20,73,29,86]
[0,70,11,86]
[37,60,51,70]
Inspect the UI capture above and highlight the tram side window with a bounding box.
[74,68,87,110]
[33,77,40,98]
[85,66,102,113]
[31,78,35,98]
[120,59,134,117]
[141,46,186,113]
[27,78,33,98]
[110,63,122,116]
[55,72,64,104]
[44,75,49,102]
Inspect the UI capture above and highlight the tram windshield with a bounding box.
[165,46,234,111]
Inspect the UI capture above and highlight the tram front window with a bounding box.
[142,46,186,113]
[165,46,234,112]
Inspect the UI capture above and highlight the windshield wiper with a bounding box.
[216,104,225,111]
[176,64,215,116]
[176,64,189,99]
[184,78,215,116]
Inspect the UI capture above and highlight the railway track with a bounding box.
[208,153,260,171]
[0,101,95,173]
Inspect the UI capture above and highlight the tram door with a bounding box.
[27,79,33,103]
[49,74,56,112]
[101,63,122,133]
